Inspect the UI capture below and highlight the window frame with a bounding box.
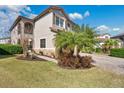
[54,15,64,27]
[17,39,20,44]
[55,16,59,26]
[40,39,46,48]
[60,18,64,27]
[18,23,21,34]
[24,23,33,34]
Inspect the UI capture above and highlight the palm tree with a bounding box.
[112,39,119,48]
[102,39,119,53]
[74,24,97,53]
[55,31,84,57]
[55,25,97,57]
[54,25,96,68]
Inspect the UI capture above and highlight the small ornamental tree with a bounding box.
[21,37,29,57]
[102,39,119,53]
[54,25,96,68]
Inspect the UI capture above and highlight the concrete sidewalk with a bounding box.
[34,54,58,63]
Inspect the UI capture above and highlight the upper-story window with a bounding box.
[55,16,64,27]
[66,22,72,31]
[60,19,64,27]
[24,23,33,34]
[67,23,70,28]
[56,16,59,26]
[18,23,21,34]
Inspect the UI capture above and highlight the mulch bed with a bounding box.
[58,63,95,70]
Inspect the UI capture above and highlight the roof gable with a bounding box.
[9,16,33,31]
[33,6,75,25]
[9,6,75,31]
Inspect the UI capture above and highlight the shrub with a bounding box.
[81,56,93,68]
[110,48,124,58]
[57,49,93,69]
[95,48,102,53]
[39,51,43,55]
[81,47,95,53]
[0,44,23,55]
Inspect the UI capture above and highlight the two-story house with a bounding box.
[0,37,11,44]
[97,33,111,46]
[10,6,75,56]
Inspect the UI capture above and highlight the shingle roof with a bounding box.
[9,16,33,31]
[0,37,10,40]
[111,32,124,38]
[33,6,75,25]
[9,6,76,32]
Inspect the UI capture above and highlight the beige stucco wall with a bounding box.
[11,21,24,45]
[10,10,74,55]
[33,12,56,50]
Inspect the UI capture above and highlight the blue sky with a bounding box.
[0,5,124,38]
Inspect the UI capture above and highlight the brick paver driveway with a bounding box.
[80,53,124,75]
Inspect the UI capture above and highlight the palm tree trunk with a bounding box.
[73,45,78,56]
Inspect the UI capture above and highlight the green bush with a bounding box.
[110,48,124,58]
[81,47,95,53]
[0,44,23,55]
[95,48,102,53]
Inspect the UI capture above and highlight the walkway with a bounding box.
[34,54,58,63]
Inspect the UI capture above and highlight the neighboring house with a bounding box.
[96,33,111,47]
[111,32,124,47]
[0,37,10,44]
[10,6,75,56]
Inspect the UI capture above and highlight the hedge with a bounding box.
[0,44,23,55]
[110,48,124,58]
[95,48,102,53]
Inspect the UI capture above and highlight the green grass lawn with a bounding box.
[0,56,124,88]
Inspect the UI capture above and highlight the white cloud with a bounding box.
[0,5,37,38]
[29,14,38,19]
[25,7,31,12]
[113,28,120,31]
[0,11,8,19]
[84,11,90,18]
[69,12,83,20]
[69,10,90,20]
[96,25,110,31]
[95,25,122,36]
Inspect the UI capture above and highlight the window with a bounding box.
[28,41,33,50]
[24,23,33,34]
[40,39,46,48]
[67,23,70,27]
[60,19,64,27]
[105,36,109,39]
[17,39,20,44]
[18,23,21,34]
[55,16,64,27]
[66,23,71,31]
[55,16,59,26]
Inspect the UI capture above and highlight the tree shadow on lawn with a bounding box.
[0,55,15,59]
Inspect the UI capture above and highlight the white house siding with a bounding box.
[0,39,10,44]
[33,12,56,51]
[11,21,24,45]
